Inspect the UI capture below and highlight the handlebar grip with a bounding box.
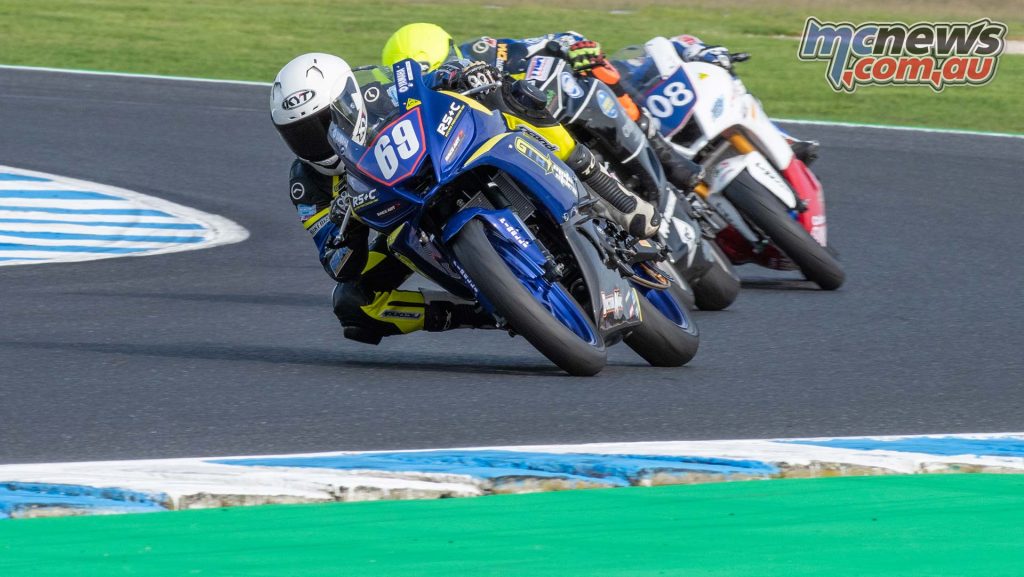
[544,40,569,59]
[730,52,751,63]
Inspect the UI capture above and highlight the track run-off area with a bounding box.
[0,66,1022,464]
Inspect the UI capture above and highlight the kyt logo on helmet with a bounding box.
[282,89,316,110]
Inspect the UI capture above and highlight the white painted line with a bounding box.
[0,64,270,87]
[0,236,197,249]
[0,222,206,235]
[0,211,182,224]
[3,63,1021,140]
[0,249,161,261]
[0,198,144,209]
[0,180,119,191]
[777,117,1024,140]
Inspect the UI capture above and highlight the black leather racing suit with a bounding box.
[289,160,488,345]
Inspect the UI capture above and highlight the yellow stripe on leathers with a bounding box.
[361,250,388,274]
[303,208,330,229]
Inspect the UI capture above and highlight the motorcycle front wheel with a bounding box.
[724,170,845,290]
[451,219,607,376]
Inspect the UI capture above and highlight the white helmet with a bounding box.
[270,53,356,175]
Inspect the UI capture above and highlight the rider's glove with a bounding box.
[328,195,349,225]
[433,61,464,90]
[684,45,732,70]
[567,40,606,74]
[326,195,353,247]
[434,60,500,94]
[460,61,501,92]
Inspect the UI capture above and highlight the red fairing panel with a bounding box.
[783,159,827,246]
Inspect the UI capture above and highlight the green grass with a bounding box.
[1,0,1021,132]
[2,475,1023,576]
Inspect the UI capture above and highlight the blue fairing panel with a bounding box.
[463,133,582,225]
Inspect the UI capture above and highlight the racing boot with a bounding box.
[773,122,820,166]
[565,143,661,238]
[423,291,497,332]
[333,282,394,345]
[334,284,496,344]
[789,140,820,166]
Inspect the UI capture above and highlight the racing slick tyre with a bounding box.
[723,170,845,290]
[675,274,697,311]
[689,242,741,310]
[625,262,700,367]
[452,219,607,376]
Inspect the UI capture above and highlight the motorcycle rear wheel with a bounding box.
[625,262,700,367]
[689,241,741,310]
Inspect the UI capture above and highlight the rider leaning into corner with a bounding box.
[270,53,497,345]
[617,33,820,165]
[267,31,801,345]
[269,27,691,344]
[381,23,669,239]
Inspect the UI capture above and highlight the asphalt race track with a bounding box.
[1,68,1021,464]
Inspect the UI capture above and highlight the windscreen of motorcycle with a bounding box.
[331,66,400,148]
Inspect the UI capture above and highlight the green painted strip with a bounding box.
[1,475,1021,576]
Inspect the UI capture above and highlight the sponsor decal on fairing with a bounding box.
[436,102,464,137]
[595,89,619,118]
[513,138,576,193]
[498,216,530,249]
[560,71,584,98]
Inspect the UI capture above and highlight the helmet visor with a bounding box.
[330,75,363,138]
[275,108,335,163]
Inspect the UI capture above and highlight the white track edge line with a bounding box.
[3,63,1023,140]
[0,64,270,86]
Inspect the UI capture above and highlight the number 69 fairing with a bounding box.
[327,60,699,376]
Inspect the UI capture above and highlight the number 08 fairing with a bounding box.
[327,60,699,375]
[612,38,845,290]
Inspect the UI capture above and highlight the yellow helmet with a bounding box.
[382,23,462,72]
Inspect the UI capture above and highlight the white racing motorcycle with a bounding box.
[613,37,845,290]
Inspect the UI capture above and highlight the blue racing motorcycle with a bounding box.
[327,59,698,376]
